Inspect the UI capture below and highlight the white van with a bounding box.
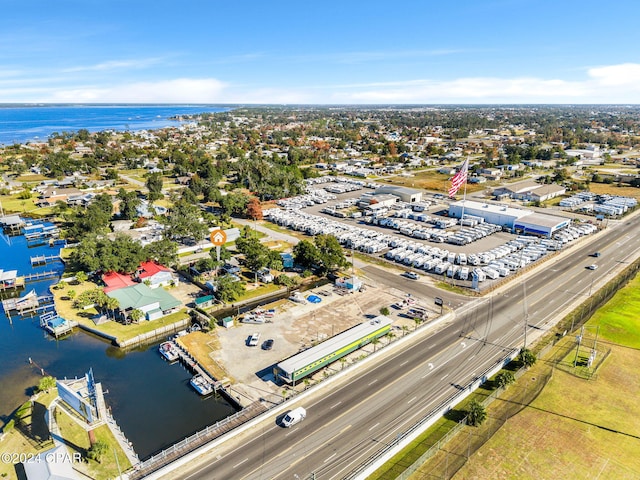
[282,407,307,427]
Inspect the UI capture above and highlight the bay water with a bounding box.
[0,231,236,458]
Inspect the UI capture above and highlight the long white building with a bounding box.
[448,200,569,237]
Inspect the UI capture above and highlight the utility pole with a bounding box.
[523,281,528,350]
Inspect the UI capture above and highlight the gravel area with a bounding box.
[210,281,437,405]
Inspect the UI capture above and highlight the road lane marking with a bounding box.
[330,401,342,409]
[233,458,248,468]
[441,374,449,380]
[368,422,380,431]
[400,360,409,366]
[324,453,337,463]
[368,379,378,386]
[340,425,352,435]
[407,396,417,404]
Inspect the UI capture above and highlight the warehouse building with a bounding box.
[375,185,423,203]
[449,200,569,237]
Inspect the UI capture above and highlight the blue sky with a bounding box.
[2,0,639,104]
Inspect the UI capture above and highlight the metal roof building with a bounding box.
[275,316,392,384]
[448,200,569,237]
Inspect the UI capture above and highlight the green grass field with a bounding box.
[444,274,640,480]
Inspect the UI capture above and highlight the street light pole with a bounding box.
[523,281,528,350]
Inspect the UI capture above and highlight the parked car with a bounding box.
[247,332,261,346]
[404,271,419,280]
[262,339,274,350]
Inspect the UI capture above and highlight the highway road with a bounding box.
[170,215,640,480]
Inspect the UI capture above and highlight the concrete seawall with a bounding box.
[76,318,190,348]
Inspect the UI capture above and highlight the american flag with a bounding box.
[448,159,468,198]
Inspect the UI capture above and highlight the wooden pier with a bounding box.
[173,342,231,394]
[30,254,62,266]
[23,270,60,282]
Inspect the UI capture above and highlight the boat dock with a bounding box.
[40,311,75,338]
[0,214,25,234]
[172,341,231,395]
[24,224,60,246]
[23,270,60,282]
[0,269,24,292]
[1,290,55,315]
[30,254,62,266]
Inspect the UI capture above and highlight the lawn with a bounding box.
[438,273,640,480]
[449,344,640,480]
[0,193,54,216]
[587,274,640,348]
[176,331,232,382]
[51,279,190,344]
[55,408,132,479]
[589,182,640,201]
[0,390,58,480]
[385,170,491,195]
[74,309,190,343]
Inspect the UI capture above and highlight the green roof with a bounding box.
[107,283,181,311]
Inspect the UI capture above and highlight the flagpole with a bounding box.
[460,156,469,222]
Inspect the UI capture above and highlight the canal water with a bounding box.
[0,230,236,458]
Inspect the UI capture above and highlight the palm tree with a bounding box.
[402,325,409,337]
[371,337,380,352]
[519,348,537,368]
[467,399,487,426]
[129,308,144,324]
[106,297,120,320]
[496,371,515,389]
[74,271,88,284]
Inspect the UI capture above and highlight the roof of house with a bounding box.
[102,271,136,293]
[23,444,80,480]
[529,184,566,196]
[106,283,181,311]
[137,261,170,279]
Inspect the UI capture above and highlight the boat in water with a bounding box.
[159,341,179,362]
[190,374,214,396]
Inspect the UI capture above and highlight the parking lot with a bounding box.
[211,279,437,404]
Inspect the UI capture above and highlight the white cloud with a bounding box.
[327,63,640,103]
[47,78,228,103]
[588,63,640,87]
[2,62,640,104]
[63,58,165,73]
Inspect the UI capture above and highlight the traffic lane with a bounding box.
[185,318,495,480]
[179,217,640,480]
[283,336,514,480]
[362,265,467,309]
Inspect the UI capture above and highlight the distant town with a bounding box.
[1,105,640,480]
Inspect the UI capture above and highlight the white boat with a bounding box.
[159,341,179,362]
[190,374,214,396]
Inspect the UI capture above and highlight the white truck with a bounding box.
[282,407,307,427]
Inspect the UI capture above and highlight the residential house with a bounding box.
[36,187,82,207]
[106,283,181,321]
[135,261,176,288]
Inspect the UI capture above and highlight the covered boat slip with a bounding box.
[275,316,392,384]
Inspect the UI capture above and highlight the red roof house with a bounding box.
[102,271,136,293]
[135,261,176,288]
